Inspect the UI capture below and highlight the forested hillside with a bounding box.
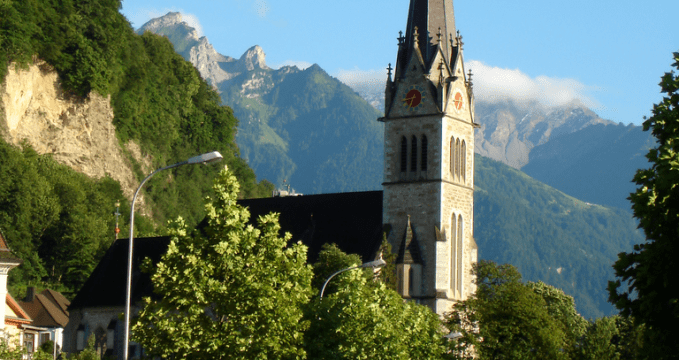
[0,0,271,297]
[475,155,644,318]
[522,122,654,211]
[139,14,385,194]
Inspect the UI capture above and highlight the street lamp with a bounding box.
[319,259,386,298]
[122,151,223,360]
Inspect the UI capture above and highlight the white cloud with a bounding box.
[334,68,386,91]
[181,13,205,37]
[129,8,204,37]
[273,60,313,70]
[466,60,600,109]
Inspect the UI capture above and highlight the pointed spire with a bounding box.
[403,0,457,64]
[397,215,423,264]
[387,63,393,81]
[467,68,474,94]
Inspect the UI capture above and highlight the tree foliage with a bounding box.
[608,51,679,358]
[133,167,313,359]
[305,244,446,360]
[0,0,273,298]
[445,260,585,360]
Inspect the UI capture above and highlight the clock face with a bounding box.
[402,86,425,111]
[453,91,464,111]
[404,89,422,107]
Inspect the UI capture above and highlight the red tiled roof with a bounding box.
[6,293,31,323]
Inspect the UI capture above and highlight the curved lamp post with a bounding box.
[122,151,223,360]
[319,259,386,299]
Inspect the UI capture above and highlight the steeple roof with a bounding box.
[403,0,456,66]
[396,216,423,264]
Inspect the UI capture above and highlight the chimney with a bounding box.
[25,286,35,302]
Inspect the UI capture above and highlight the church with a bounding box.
[64,0,478,357]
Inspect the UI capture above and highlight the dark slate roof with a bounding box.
[401,0,457,73]
[239,190,384,263]
[69,237,171,309]
[70,191,385,309]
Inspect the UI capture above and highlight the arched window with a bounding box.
[408,267,414,295]
[457,214,464,295]
[411,136,418,172]
[451,213,457,291]
[400,136,407,172]
[455,138,461,179]
[450,137,456,177]
[461,140,466,183]
[421,135,428,171]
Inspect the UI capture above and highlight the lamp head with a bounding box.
[187,151,223,165]
[360,259,387,268]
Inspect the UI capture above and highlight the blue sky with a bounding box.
[121,0,679,125]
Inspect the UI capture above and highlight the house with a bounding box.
[19,287,70,355]
[65,0,479,358]
[0,230,53,356]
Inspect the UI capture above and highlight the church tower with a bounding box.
[381,0,478,315]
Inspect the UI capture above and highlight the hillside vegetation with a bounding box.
[522,122,654,211]
[475,155,644,318]
[0,0,271,296]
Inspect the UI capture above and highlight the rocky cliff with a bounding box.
[0,61,150,203]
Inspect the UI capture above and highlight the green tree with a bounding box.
[305,244,446,360]
[132,167,313,359]
[608,51,679,358]
[0,338,25,360]
[446,260,573,360]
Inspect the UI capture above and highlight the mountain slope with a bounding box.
[140,14,384,194]
[521,122,654,211]
[475,155,644,318]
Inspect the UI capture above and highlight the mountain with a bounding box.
[0,2,272,296]
[139,13,384,194]
[140,12,646,318]
[474,100,614,168]
[522,122,654,211]
[474,155,644,318]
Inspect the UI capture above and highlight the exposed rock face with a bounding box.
[189,37,235,84]
[139,13,269,88]
[0,61,146,202]
[474,100,613,169]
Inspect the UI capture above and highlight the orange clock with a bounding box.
[453,91,464,111]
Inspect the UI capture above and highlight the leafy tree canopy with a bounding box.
[133,167,313,359]
[305,244,446,360]
[609,51,679,359]
[446,260,585,360]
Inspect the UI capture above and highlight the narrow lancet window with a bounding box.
[455,138,461,179]
[400,136,407,172]
[411,136,418,172]
[421,135,428,171]
[457,214,464,295]
[461,140,467,183]
[451,213,457,291]
[450,137,456,177]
